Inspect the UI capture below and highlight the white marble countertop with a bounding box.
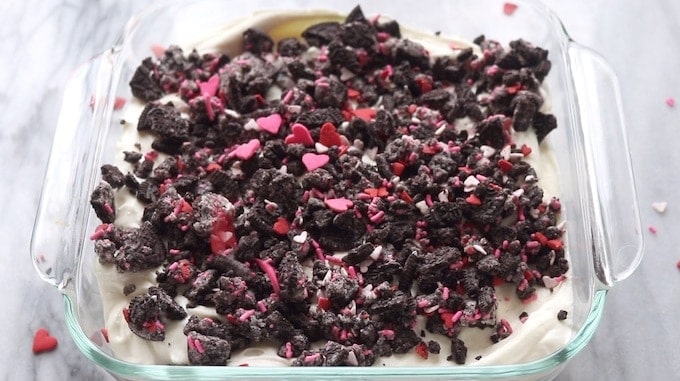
[2,0,679,379]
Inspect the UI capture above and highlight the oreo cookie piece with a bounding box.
[278,38,308,57]
[476,116,506,149]
[243,28,274,54]
[393,39,430,70]
[447,337,468,364]
[115,222,167,272]
[90,181,116,223]
[186,331,231,365]
[137,103,190,141]
[126,286,187,341]
[339,22,376,50]
[100,165,125,188]
[302,22,342,47]
[129,58,164,102]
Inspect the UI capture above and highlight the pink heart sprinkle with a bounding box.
[229,139,260,160]
[256,113,282,134]
[285,123,315,147]
[503,2,518,15]
[302,153,329,171]
[151,44,166,58]
[325,198,353,213]
[198,75,220,97]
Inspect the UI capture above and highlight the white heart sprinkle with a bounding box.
[652,201,668,214]
[315,142,329,153]
[243,118,259,131]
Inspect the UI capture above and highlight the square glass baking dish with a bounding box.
[31,0,643,379]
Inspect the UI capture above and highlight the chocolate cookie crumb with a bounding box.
[123,284,136,296]
[447,338,468,364]
[557,310,568,321]
[427,340,441,354]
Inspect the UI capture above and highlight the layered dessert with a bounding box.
[90,6,572,367]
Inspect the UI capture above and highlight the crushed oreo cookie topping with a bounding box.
[91,5,568,366]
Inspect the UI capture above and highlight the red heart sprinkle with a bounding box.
[302,153,330,171]
[465,194,482,206]
[347,88,361,99]
[399,191,413,203]
[317,297,331,311]
[521,144,532,157]
[256,113,282,134]
[319,122,343,147]
[341,110,353,121]
[534,232,548,245]
[33,328,58,354]
[421,145,437,155]
[415,342,429,360]
[205,162,222,172]
[113,97,126,110]
[546,239,564,250]
[337,145,349,156]
[365,187,389,198]
[391,162,405,176]
[503,2,518,15]
[101,328,109,343]
[285,123,315,147]
[506,83,521,94]
[352,108,376,121]
[272,217,290,236]
[498,159,513,173]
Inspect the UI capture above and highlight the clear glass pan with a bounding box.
[32,0,643,379]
